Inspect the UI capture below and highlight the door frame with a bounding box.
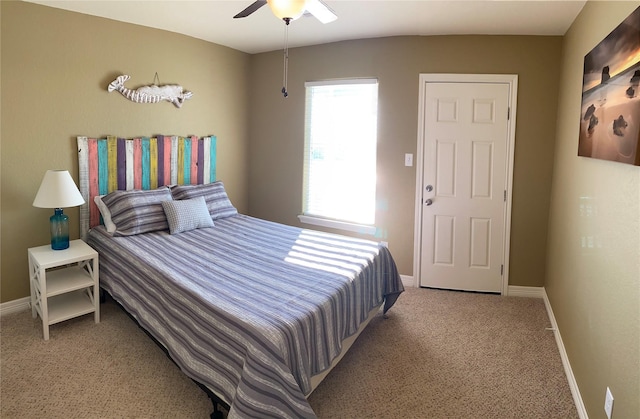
[413,73,518,295]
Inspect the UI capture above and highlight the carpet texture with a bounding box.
[1,287,578,418]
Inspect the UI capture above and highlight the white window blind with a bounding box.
[302,79,378,228]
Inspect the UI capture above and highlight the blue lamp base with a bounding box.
[50,208,70,250]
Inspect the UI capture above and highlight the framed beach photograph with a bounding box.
[578,6,640,166]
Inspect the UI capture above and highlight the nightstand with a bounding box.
[28,239,100,340]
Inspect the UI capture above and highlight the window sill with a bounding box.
[298,215,376,235]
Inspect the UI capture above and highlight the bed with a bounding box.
[77,136,404,418]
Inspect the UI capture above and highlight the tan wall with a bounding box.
[4,1,639,416]
[248,35,563,285]
[548,2,640,418]
[0,1,251,303]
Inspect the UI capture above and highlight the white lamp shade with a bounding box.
[267,0,307,20]
[33,170,85,208]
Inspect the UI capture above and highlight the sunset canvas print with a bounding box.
[578,6,640,166]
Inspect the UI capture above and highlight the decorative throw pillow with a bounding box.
[161,197,214,235]
[170,181,238,220]
[101,187,172,236]
[93,195,117,234]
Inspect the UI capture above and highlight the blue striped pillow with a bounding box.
[101,187,172,236]
[170,181,238,220]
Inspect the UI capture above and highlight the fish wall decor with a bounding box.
[107,75,193,108]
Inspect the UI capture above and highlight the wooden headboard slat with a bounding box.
[77,135,217,239]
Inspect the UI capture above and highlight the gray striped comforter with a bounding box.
[87,214,404,418]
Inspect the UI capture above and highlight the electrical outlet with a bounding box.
[404,153,413,167]
[604,387,614,419]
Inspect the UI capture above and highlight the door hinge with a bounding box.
[504,190,507,202]
[507,107,510,120]
[501,264,504,276]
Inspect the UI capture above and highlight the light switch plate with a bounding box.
[404,153,413,167]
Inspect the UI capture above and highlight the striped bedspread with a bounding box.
[87,214,404,418]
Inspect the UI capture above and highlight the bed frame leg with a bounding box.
[210,402,225,419]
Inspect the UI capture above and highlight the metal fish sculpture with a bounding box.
[107,75,193,108]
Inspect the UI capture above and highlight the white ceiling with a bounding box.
[26,0,587,54]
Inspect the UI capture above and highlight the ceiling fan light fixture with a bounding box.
[267,0,307,20]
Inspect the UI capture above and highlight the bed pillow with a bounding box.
[101,187,172,236]
[161,196,214,235]
[170,181,238,220]
[93,195,117,234]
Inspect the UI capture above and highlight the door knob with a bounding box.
[426,185,433,192]
[425,199,433,206]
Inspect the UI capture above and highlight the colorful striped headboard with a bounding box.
[77,135,217,239]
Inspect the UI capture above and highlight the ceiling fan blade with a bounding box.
[305,0,337,23]
[233,0,267,19]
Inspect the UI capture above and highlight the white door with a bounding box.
[415,75,516,293]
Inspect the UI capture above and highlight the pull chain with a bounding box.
[282,18,291,98]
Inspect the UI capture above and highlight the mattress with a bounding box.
[87,214,403,418]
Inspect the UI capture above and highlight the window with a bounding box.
[300,79,378,234]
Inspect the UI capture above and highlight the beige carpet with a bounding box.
[1,287,578,418]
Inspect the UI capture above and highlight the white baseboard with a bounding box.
[0,296,30,317]
[542,288,588,419]
[507,285,545,298]
[400,275,415,288]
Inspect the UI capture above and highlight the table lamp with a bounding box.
[33,170,85,250]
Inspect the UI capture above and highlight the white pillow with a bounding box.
[161,196,214,235]
[94,195,116,233]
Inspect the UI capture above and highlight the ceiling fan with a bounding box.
[234,0,337,98]
[234,0,337,24]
